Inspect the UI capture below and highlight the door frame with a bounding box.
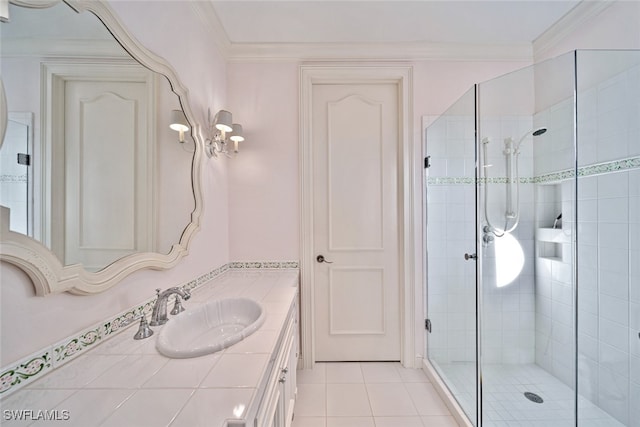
[299,64,415,369]
[41,60,156,259]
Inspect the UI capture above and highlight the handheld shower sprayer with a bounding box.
[482,127,547,237]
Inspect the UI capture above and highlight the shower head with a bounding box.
[515,127,548,150]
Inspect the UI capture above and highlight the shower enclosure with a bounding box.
[425,50,640,426]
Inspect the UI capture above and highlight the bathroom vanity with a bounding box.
[0,270,299,427]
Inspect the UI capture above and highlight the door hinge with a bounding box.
[425,318,432,333]
[424,156,431,169]
[17,153,31,166]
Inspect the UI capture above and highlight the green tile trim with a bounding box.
[0,352,52,395]
[53,327,102,365]
[578,156,640,177]
[230,261,299,269]
[427,156,640,185]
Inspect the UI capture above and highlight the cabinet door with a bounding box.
[258,386,280,427]
[255,305,299,427]
[279,321,297,427]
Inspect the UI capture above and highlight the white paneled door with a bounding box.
[312,83,401,361]
[61,79,152,270]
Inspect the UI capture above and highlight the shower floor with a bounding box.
[432,362,624,427]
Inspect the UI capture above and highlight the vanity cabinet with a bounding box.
[254,301,298,427]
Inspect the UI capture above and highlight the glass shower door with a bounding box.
[425,86,478,425]
[575,49,640,427]
[477,53,577,426]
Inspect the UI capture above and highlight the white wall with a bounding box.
[226,61,300,262]
[0,0,229,365]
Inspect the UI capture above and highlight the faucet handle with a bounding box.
[170,296,185,315]
[133,315,154,340]
[181,286,191,300]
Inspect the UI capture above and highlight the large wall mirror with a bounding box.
[0,0,203,295]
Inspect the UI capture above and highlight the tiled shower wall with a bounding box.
[532,98,576,387]
[0,118,29,234]
[575,62,639,426]
[533,61,640,426]
[426,113,537,365]
[426,114,477,364]
[427,59,639,426]
[479,117,537,365]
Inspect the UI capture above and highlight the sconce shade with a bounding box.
[230,124,244,142]
[169,109,189,143]
[214,110,233,133]
[169,110,189,132]
[205,109,244,158]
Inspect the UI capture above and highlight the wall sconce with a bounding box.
[205,108,244,158]
[169,109,189,143]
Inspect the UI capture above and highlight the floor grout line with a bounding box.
[294,362,460,427]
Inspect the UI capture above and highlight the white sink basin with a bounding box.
[156,297,265,358]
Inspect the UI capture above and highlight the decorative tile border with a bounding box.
[427,156,640,186]
[0,351,52,395]
[0,261,298,398]
[427,177,534,185]
[534,169,576,184]
[230,261,299,269]
[426,176,476,185]
[52,327,102,367]
[577,156,640,177]
[0,174,27,183]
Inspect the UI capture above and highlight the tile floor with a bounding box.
[433,362,625,427]
[292,362,460,427]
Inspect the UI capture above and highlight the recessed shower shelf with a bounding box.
[536,228,568,262]
[536,228,569,243]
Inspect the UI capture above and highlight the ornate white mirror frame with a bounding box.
[0,0,204,295]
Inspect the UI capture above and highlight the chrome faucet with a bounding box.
[149,287,191,326]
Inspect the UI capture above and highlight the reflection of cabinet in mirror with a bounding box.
[43,62,156,271]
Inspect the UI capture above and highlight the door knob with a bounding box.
[464,253,477,260]
[316,255,333,263]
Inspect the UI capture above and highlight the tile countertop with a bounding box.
[0,270,299,427]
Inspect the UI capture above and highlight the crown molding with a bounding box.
[533,0,615,58]
[0,38,129,58]
[225,41,533,62]
[192,4,532,63]
[189,0,231,60]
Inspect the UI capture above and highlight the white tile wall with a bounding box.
[0,119,30,235]
[426,58,639,426]
[426,114,538,368]
[533,61,640,426]
[426,114,477,365]
[480,116,537,366]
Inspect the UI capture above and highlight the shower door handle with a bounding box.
[464,253,477,261]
